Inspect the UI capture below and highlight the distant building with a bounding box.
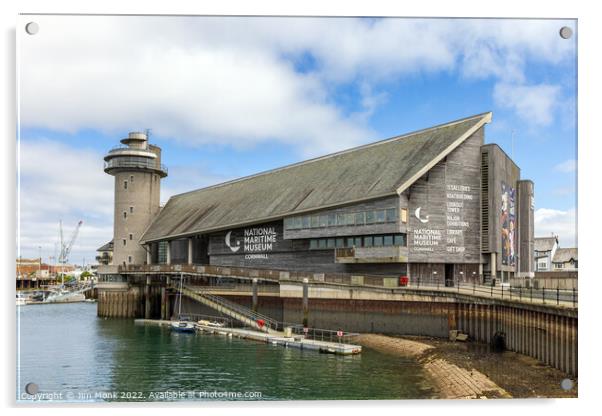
[552,248,578,271]
[96,240,114,265]
[534,236,559,271]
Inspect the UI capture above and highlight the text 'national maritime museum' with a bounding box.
[98,112,534,286]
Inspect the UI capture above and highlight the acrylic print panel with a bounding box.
[16,15,577,403]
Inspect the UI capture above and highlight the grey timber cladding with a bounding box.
[482,144,520,272]
[407,128,483,264]
[141,112,491,242]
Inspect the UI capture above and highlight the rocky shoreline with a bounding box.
[355,333,577,399]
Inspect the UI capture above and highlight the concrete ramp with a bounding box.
[180,286,280,334]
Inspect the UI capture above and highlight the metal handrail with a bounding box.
[182,285,279,330]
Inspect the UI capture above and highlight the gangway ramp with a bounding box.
[179,285,281,334]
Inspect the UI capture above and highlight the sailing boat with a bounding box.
[171,274,195,333]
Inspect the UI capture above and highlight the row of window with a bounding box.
[285,208,407,230]
[309,234,407,250]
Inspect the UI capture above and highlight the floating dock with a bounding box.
[134,319,362,355]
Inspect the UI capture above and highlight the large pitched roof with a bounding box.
[553,248,578,263]
[534,237,558,252]
[141,112,492,242]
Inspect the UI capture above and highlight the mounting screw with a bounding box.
[559,26,573,39]
[25,22,39,35]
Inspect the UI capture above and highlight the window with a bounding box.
[310,215,319,228]
[284,218,292,229]
[385,208,397,223]
[346,237,355,247]
[293,216,302,229]
[355,212,365,226]
[394,234,406,246]
[345,213,355,226]
[326,238,335,248]
[302,216,310,228]
[124,180,128,189]
[128,256,132,263]
[366,211,375,224]
[374,235,384,247]
[364,236,373,247]
[337,213,345,226]
[327,213,336,227]
[384,235,393,246]
[130,206,134,214]
[401,208,408,224]
[319,215,328,227]
[130,175,134,183]
[318,239,327,249]
[335,238,344,248]
[123,211,127,219]
[123,239,126,246]
[354,237,362,247]
[375,210,386,223]
[310,239,318,250]
[129,233,133,240]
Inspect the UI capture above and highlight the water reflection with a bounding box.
[18,303,434,402]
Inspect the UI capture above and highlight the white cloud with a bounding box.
[19,16,575,154]
[554,159,577,173]
[535,207,577,247]
[18,139,114,263]
[493,83,561,126]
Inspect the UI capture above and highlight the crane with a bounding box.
[58,220,83,266]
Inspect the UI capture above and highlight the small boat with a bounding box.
[16,294,28,306]
[171,275,195,333]
[170,321,196,332]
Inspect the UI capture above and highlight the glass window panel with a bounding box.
[337,213,345,226]
[366,211,375,224]
[310,239,318,249]
[302,216,310,228]
[327,213,336,226]
[345,213,355,226]
[354,237,363,247]
[311,215,319,228]
[318,239,327,249]
[293,216,302,229]
[284,218,292,230]
[384,235,393,246]
[326,238,335,248]
[355,212,365,226]
[394,234,404,246]
[364,236,373,247]
[375,210,386,223]
[345,237,355,247]
[374,235,384,246]
[319,215,328,227]
[335,238,344,248]
[385,208,397,223]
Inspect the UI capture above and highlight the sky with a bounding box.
[17,15,577,265]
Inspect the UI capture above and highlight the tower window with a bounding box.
[128,256,132,263]
[123,211,127,219]
[124,180,128,189]
[129,233,133,240]
[123,239,126,246]
[130,175,134,183]
[130,206,134,214]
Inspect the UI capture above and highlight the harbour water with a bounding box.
[17,302,435,402]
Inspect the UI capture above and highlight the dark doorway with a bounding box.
[445,264,454,287]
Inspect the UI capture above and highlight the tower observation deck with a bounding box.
[104,132,167,266]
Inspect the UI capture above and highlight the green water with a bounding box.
[17,302,435,402]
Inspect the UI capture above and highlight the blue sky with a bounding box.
[17,16,577,264]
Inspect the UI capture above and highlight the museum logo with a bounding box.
[414,207,429,223]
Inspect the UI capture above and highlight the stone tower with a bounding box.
[104,132,167,266]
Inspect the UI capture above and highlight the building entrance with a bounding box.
[445,264,454,287]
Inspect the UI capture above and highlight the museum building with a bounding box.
[103,112,535,285]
